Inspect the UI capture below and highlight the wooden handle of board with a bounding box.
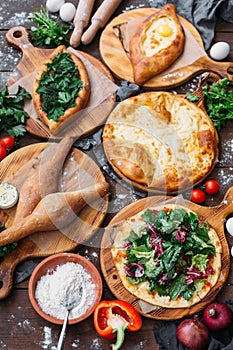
[70,0,95,48]
[81,0,123,45]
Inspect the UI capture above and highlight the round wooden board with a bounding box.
[99,8,233,88]
[100,194,231,320]
[6,26,116,139]
[0,143,108,299]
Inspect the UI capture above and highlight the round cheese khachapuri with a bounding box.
[102,91,218,193]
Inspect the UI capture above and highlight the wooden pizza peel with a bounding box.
[0,143,108,299]
[6,26,116,139]
[100,192,231,320]
[99,8,233,89]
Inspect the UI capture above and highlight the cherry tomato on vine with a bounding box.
[0,145,7,161]
[190,189,206,204]
[205,180,220,195]
[0,136,15,149]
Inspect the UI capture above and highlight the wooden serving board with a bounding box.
[100,193,231,320]
[0,143,108,299]
[99,8,233,89]
[6,26,116,139]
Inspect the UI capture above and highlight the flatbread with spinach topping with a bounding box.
[111,204,222,308]
[33,45,90,133]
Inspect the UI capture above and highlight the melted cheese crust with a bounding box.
[141,17,177,57]
[102,92,218,192]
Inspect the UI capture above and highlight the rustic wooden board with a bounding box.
[100,193,231,320]
[6,26,116,139]
[0,143,108,299]
[99,8,233,89]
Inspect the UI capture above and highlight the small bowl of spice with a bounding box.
[28,252,103,325]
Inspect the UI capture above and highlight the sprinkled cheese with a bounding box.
[0,182,19,209]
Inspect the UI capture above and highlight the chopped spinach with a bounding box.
[36,52,84,122]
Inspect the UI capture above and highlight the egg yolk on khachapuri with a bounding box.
[141,17,176,56]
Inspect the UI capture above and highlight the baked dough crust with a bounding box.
[111,204,222,308]
[102,91,219,193]
[32,45,90,133]
[129,4,185,85]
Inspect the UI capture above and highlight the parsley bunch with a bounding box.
[0,86,32,137]
[30,7,69,48]
[186,78,233,130]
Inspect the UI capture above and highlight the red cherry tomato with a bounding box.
[0,136,15,149]
[190,189,206,204]
[205,180,220,195]
[0,145,7,161]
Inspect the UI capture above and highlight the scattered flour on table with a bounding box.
[17,319,35,333]
[35,262,96,320]
[90,338,102,349]
[71,338,80,348]
[39,326,56,350]
[123,3,147,11]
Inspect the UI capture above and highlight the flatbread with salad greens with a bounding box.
[111,204,222,308]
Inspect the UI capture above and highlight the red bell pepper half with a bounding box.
[94,299,142,350]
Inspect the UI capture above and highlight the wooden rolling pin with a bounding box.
[81,0,123,45]
[70,0,95,47]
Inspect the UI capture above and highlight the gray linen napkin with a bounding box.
[149,0,233,49]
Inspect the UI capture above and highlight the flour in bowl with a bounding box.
[35,262,96,320]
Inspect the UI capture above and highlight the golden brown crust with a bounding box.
[111,204,222,308]
[102,92,219,193]
[32,45,90,133]
[103,138,155,185]
[129,4,185,85]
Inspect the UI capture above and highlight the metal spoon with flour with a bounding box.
[56,287,83,350]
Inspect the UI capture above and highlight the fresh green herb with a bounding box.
[0,225,18,259]
[185,92,199,102]
[0,242,18,258]
[123,208,216,301]
[36,52,83,122]
[0,86,32,137]
[186,78,233,130]
[30,7,69,47]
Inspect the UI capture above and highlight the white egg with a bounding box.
[226,217,233,236]
[231,246,233,258]
[46,0,65,13]
[59,3,76,22]
[209,42,230,60]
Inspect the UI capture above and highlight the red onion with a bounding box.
[176,315,210,350]
[202,302,233,332]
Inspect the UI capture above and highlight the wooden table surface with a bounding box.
[0,1,233,349]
